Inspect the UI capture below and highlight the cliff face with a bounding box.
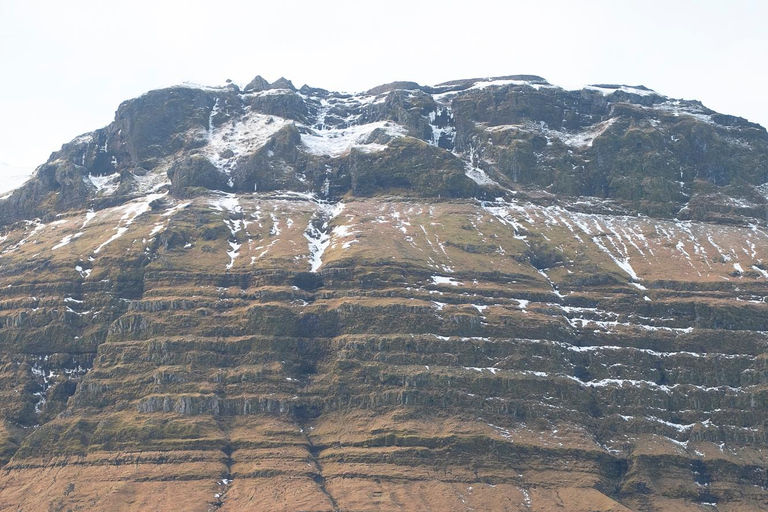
[6,75,768,225]
[0,75,766,511]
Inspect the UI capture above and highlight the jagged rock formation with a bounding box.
[0,75,766,511]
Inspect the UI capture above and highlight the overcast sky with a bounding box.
[1,0,767,171]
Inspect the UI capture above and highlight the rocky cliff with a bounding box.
[0,75,766,511]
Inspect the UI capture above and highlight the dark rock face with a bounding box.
[346,138,475,197]
[244,90,309,123]
[4,74,767,228]
[112,87,212,167]
[168,155,229,195]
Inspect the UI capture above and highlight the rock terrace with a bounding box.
[0,74,766,511]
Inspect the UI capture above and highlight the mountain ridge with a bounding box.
[3,73,766,230]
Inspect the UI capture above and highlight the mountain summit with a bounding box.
[5,74,767,226]
[0,75,766,511]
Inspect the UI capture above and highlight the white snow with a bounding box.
[427,107,455,148]
[585,85,658,97]
[176,81,233,92]
[469,78,555,91]
[300,121,406,158]
[209,194,243,214]
[226,241,242,270]
[31,360,56,414]
[464,165,499,187]
[149,224,165,237]
[558,118,616,148]
[521,488,532,508]
[646,416,695,433]
[132,170,171,195]
[248,88,297,97]
[465,366,500,375]
[332,225,354,238]
[655,100,716,125]
[464,146,500,187]
[81,209,97,228]
[93,192,166,254]
[163,201,191,217]
[52,232,83,250]
[589,232,639,280]
[488,118,617,150]
[204,108,291,184]
[269,213,281,235]
[304,201,345,272]
[431,275,463,286]
[86,173,120,195]
[487,423,514,441]
[76,265,91,278]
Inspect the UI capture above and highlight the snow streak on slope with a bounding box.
[304,200,344,272]
[93,192,167,255]
[482,198,768,283]
[208,193,250,270]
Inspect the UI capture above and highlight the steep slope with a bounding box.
[0,75,766,511]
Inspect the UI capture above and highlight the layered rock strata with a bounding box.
[0,75,766,511]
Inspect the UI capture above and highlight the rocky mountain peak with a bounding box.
[244,75,297,93]
[243,74,270,92]
[3,73,767,229]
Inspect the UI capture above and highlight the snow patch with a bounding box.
[52,232,83,250]
[431,275,463,286]
[304,201,345,272]
[226,241,242,270]
[205,108,291,186]
[300,121,406,158]
[586,85,658,97]
[93,192,166,254]
[209,194,243,214]
[86,173,120,195]
[81,210,97,228]
[469,78,555,91]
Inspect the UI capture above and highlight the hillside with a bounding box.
[0,75,766,511]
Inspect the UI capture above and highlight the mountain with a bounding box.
[0,75,765,511]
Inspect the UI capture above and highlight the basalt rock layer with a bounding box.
[0,75,766,511]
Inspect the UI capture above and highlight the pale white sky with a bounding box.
[1,0,767,170]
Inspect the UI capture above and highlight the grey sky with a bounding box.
[1,0,767,171]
